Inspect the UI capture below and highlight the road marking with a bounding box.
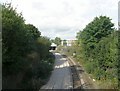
[93,79,95,81]
[81,79,85,85]
[41,53,73,89]
[66,61,69,67]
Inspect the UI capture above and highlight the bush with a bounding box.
[2,4,55,89]
[76,16,118,89]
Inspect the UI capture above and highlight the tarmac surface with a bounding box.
[41,53,73,89]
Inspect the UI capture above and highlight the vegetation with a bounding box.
[51,37,61,46]
[2,4,55,89]
[65,16,118,89]
[62,40,67,46]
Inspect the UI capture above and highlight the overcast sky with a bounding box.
[1,0,119,40]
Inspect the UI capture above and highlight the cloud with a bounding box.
[1,0,118,39]
[40,27,79,40]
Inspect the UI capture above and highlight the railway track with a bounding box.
[62,54,82,89]
[68,57,82,89]
[62,54,99,90]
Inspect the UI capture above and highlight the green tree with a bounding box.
[36,36,51,59]
[24,24,41,51]
[76,16,118,88]
[54,37,61,46]
[2,4,55,89]
[25,24,41,40]
[2,4,29,72]
[50,39,54,43]
[63,40,67,46]
[78,16,114,59]
[82,16,114,43]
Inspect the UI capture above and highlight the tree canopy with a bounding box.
[52,37,61,46]
[2,4,55,89]
[75,16,118,89]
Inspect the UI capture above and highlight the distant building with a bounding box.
[61,40,76,46]
[66,40,76,46]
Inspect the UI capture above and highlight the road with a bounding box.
[41,53,73,89]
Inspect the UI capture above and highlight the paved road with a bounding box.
[41,53,73,89]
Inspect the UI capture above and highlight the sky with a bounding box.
[1,0,119,40]
[119,1,120,22]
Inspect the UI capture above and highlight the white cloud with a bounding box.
[1,0,118,39]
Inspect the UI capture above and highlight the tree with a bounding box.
[63,40,67,46]
[25,24,41,40]
[24,24,41,52]
[76,16,118,88]
[2,3,55,89]
[80,16,114,44]
[2,3,29,64]
[36,36,51,59]
[77,16,115,59]
[50,39,55,43]
[54,37,61,46]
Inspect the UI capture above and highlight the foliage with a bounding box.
[2,4,55,89]
[52,37,61,46]
[76,16,118,89]
[2,4,31,75]
[36,36,51,59]
[63,40,67,46]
